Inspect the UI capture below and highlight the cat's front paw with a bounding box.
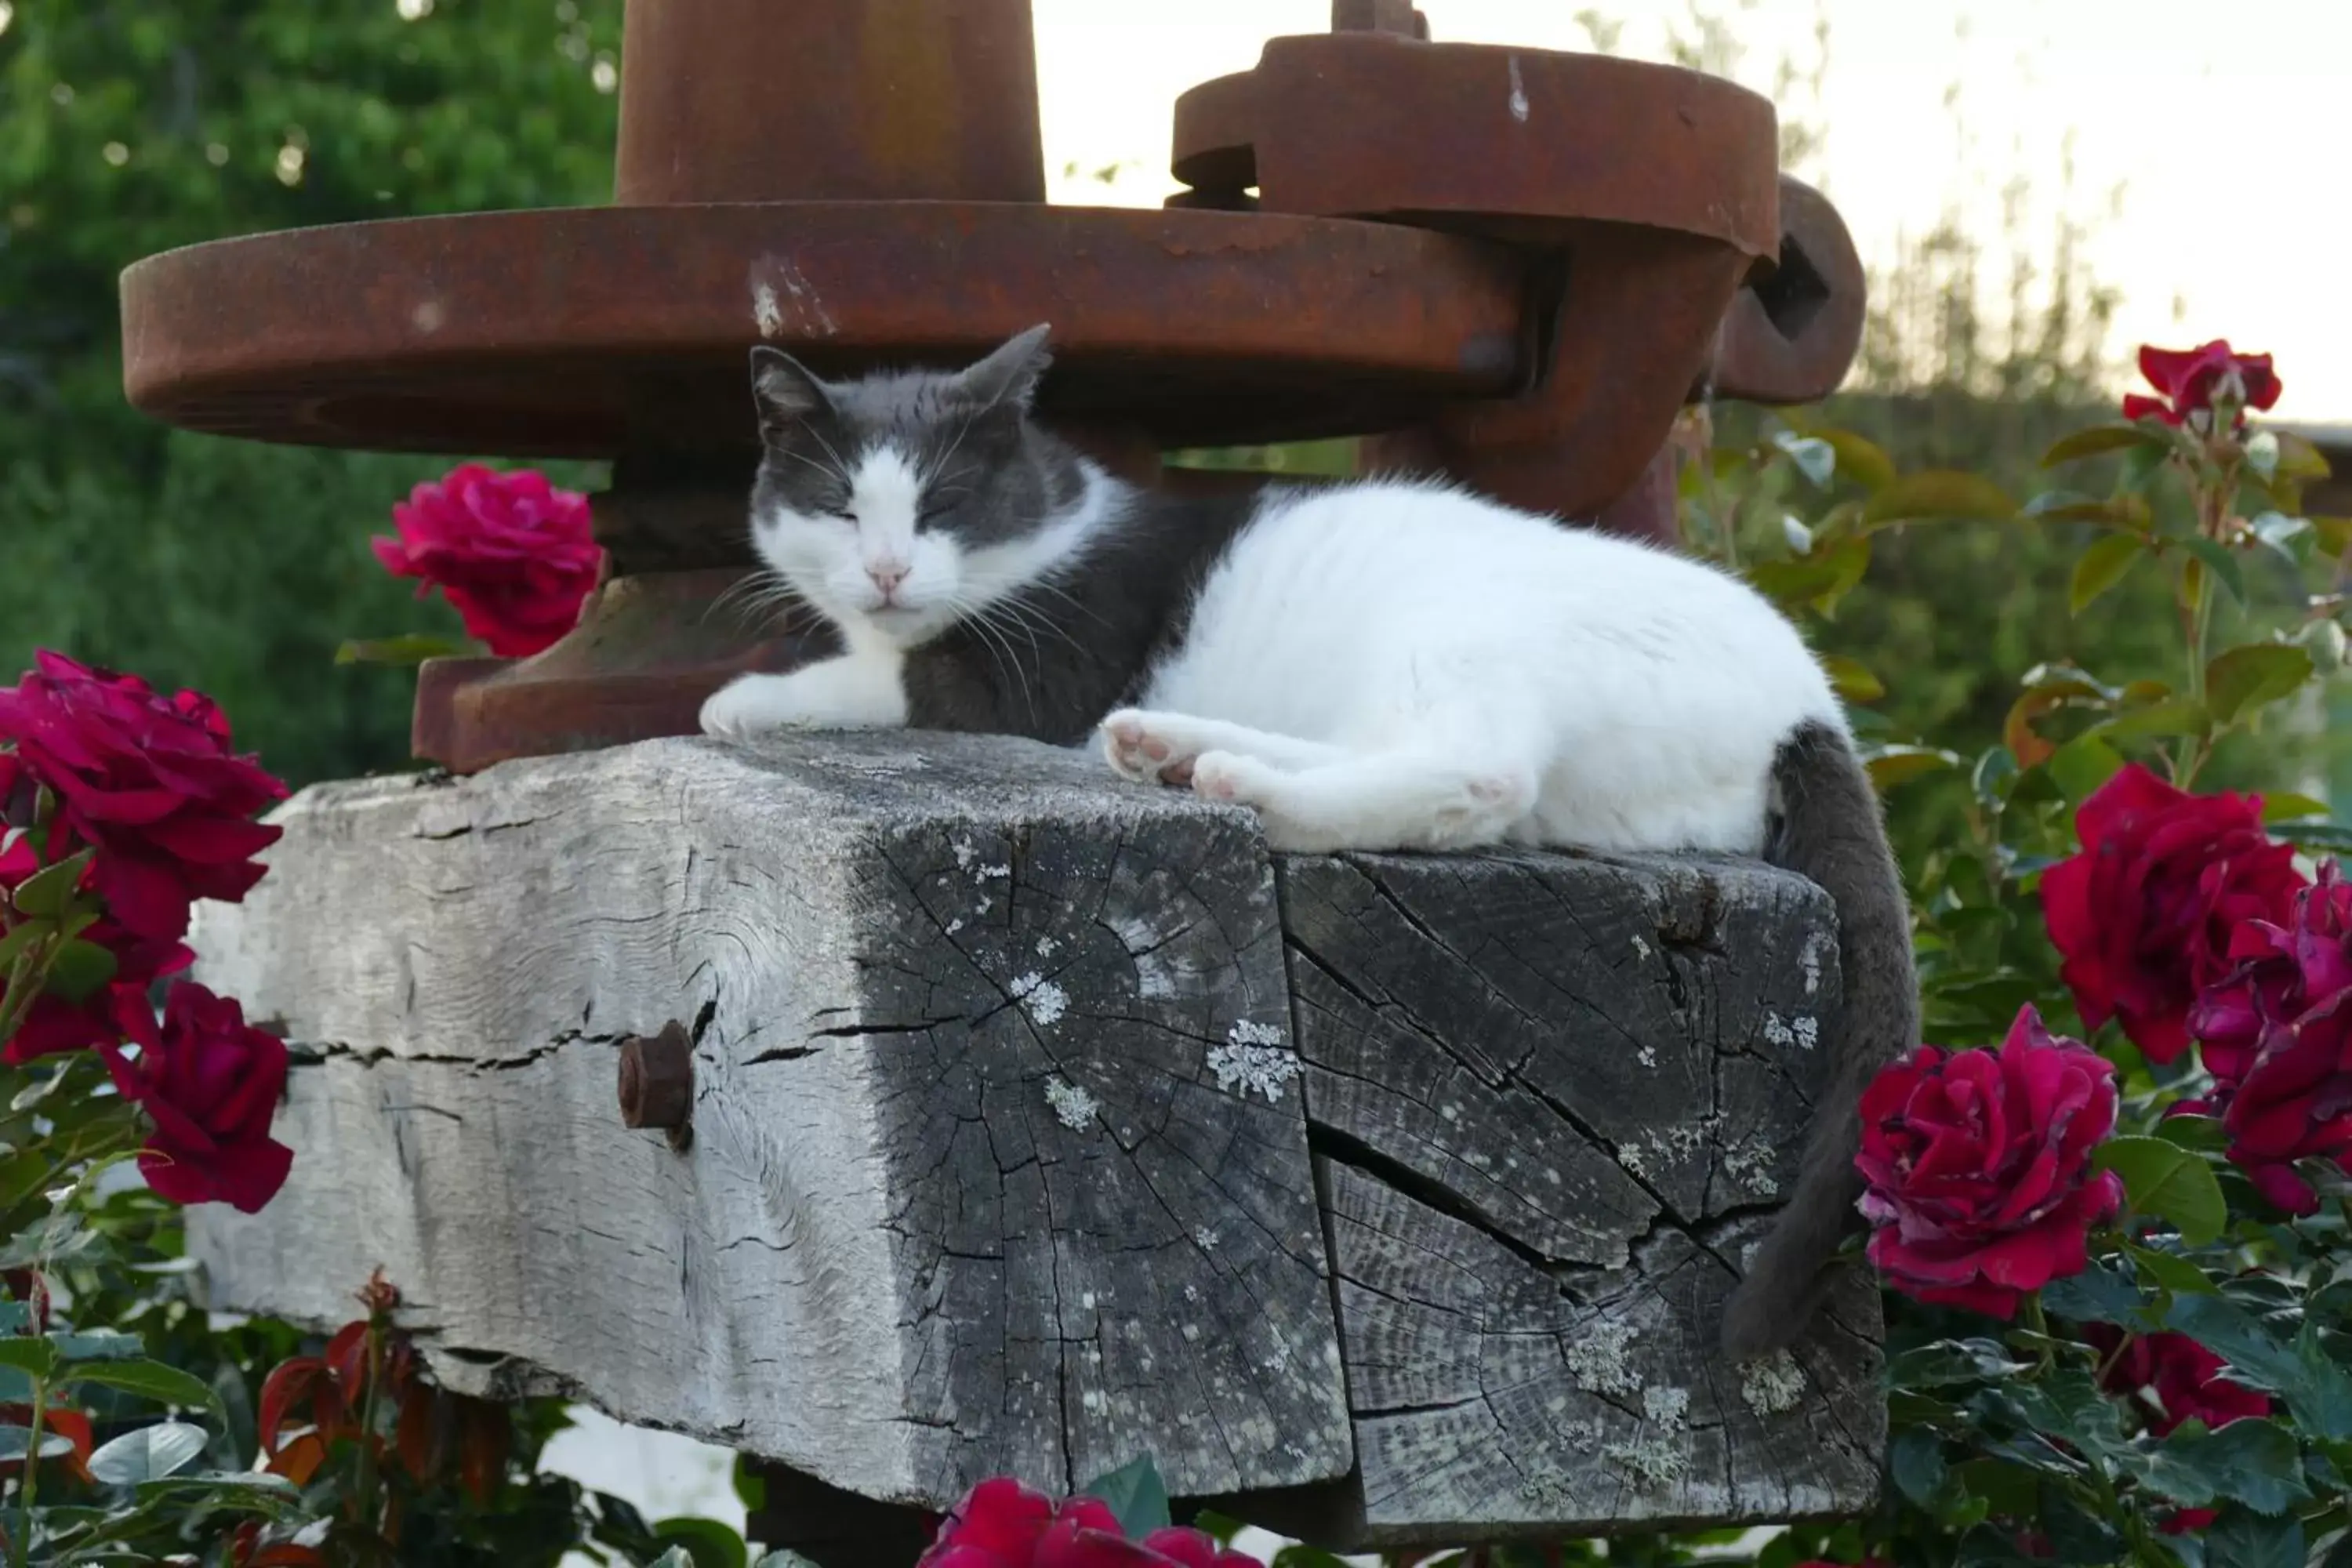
[1098,708,1199,786]
[699,674,795,739]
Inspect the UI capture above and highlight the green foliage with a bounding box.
[0,0,622,785]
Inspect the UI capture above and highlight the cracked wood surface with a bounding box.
[1281,852,1883,1541]
[187,733,1350,1508]
[187,734,1884,1541]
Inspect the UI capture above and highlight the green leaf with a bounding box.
[2263,793,2332,824]
[334,633,479,666]
[1888,1338,2032,1388]
[2158,1114,2229,1152]
[653,1518,750,1568]
[1864,745,1962,790]
[2042,1259,2151,1327]
[1188,1510,1247,1545]
[2043,423,2166,466]
[2129,1243,2221,1298]
[2143,1417,2310,1515]
[1861,470,2017,528]
[64,1357,217,1409]
[1813,429,1897,491]
[0,920,47,975]
[42,940,118,1006]
[2069,532,2147,615]
[751,1555,827,1568]
[2205,644,2315,726]
[2275,822,2352,854]
[2048,733,2127,805]
[1889,1426,1947,1506]
[50,1330,143,1363]
[0,1425,78,1462]
[1075,1454,1171,1537]
[2249,511,2315,567]
[2024,492,2155,531]
[2243,431,2281,482]
[2096,699,2212,744]
[2206,1505,2303,1568]
[10,848,93,920]
[1821,653,1885,703]
[1269,1550,1356,1568]
[646,1552,697,1568]
[86,1420,209,1485]
[2184,537,2249,606]
[0,1336,59,1381]
[2095,1135,2227,1245]
[1773,433,1837,488]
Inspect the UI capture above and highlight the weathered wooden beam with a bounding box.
[187,734,1882,1545]
[1272,851,1882,1542]
[190,734,1352,1508]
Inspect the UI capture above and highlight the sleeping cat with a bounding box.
[700,325,1917,1359]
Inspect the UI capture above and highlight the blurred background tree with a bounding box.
[0,0,622,786]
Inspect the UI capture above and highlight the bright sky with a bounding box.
[1031,0,2351,421]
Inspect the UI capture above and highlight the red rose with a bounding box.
[99,980,292,1212]
[2042,764,2304,1064]
[2122,340,2281,430]
[1856,1006,2125,1317]
[2084,1326,2270,1436]
[0,827,194,1064]
[2161,1509,2219,1536]
[2180,862,2352,1213]
[372,464,602,659]
[0,654,286,944]
[916,1479,1254,1568]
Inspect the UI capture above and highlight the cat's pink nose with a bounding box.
[868,565,908,600]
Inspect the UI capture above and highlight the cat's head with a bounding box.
[745,324,1085,647]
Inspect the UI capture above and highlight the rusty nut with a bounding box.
[617,1020,694,1134]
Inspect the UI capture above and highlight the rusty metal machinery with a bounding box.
[118,0,1865,775]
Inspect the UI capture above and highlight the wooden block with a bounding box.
[1280,851,1883,1541]
[188,734,1352,1509]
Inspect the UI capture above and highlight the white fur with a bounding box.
[1102,481,1846,855]
[698,450,1122,735]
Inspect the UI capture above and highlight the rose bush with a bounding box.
[370,464,602,658]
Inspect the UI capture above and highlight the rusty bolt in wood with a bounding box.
[618,1020,695,1152]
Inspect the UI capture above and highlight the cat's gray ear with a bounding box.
[953,324,1053,412]
[750,345,832,436]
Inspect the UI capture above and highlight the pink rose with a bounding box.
[100,981,292,1212]
[2042,764,2304,1064]
[372,464,602,659]
[1857,1006,2125,1317]
[0,655,286,943]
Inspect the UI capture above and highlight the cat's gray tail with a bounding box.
[1719,718,1918,1360]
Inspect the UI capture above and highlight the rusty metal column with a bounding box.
[615,0,1046,204]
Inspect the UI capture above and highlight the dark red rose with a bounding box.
[2085,1325,2270,1436]
[2161,1508,2219,1536]
[2122,341,2282,430]
[98,980,292,1212]
[916,1478,1252,1568]
[0,653,286,944]
[2042,764,2304,1064]
[2178,861,2352,1213]
[1857,1006,2125,1317]
[0,827,193,1065]
[372,464,602,659]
